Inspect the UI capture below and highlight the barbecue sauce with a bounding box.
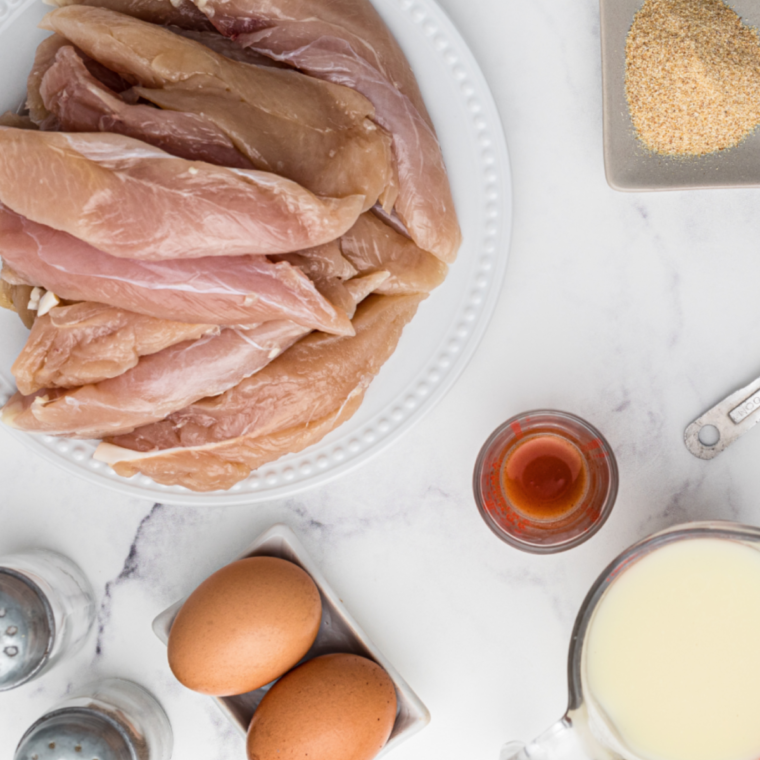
[501,434,588,520]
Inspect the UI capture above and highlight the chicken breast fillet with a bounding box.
[98,294,424,490]
[12,303,217,395]
[0,204,354,334]
[182,0,462,262]
[3,321,309,439]
[341,213,449,295]
[41,47,254,169]
[49,0,214,29]
[102,394,365,491]
[27,34,70,124]
[0,128,365,259]
[40,6,396,210]
[2,269,396,441]
[271,240,391,319]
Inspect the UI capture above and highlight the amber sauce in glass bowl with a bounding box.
[502,433,588,521]
[473,411,618,553]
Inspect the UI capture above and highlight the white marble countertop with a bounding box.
[3,0,760,758]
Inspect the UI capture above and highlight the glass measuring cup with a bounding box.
[0,549,95,690]
[14,677,173,760]
[501,521,760,760]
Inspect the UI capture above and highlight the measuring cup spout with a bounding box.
[500,718,590,760]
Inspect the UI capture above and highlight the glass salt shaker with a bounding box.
[14,677,173,760]
[0,549,95,691]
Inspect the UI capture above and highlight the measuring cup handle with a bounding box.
[500,718,589,760]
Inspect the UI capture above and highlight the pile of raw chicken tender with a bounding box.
[0,0,461,491]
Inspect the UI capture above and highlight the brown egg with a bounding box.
[247,653,398,760]
[168,556,322,696]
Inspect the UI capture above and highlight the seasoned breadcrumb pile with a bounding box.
[625,0,760,155]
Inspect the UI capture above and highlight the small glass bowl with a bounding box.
[473,410,619,554]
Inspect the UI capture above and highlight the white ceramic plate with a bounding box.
[0,0,512,505]
[153,523,430,752]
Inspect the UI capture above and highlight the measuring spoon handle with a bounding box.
[685,374,760,459]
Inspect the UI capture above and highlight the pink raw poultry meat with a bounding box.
[27,35,69,124]
[41,6,396,210]
[272,211,445,316]
[27,35,133,127]
[13,303,218,395]
[132,84,395,209]
[340,213,448,295]
[0,113,36,130]
[40,47,254,169]
[2,267,393,441]
[277,241,358,282]
[107,396,365,491]
[183,0,461,262]
[271,246,388,319]
[105,293,422,451]
[40,6,374,118]
[310,271,390,321]
[0,204,354,334]
[48,0,214,31]
[2,321,309,439]
[99,294,425,491]
[0,128,365,259]
[165,27,289,66]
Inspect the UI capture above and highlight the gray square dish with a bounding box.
[152,524,430,755]
[601,0,760,190]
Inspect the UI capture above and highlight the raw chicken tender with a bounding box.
[3,321,309,439]
[311,271,390,321]
[27,34,133,126]
[0,204,354,334]
[2,270,397,442]
[0,128,364,259]
[185,0,461,261]
[41,6,396,209]
[103,394,365,491]
[272,241,361,316]
[41,6,371,117]
[274,211,444,313]
[27,35,69,124]
[13,303,217,395]
[275,241,358,282]
[48,0,214,31]
[134,85,394,209]
[40,47,253,169]
[341,213,448,295]
[273,248,388,319]
[100,294,424,491]
[0,113,36,130]
[166,27,289,67]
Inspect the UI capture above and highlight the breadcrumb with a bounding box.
[626,0,760,155]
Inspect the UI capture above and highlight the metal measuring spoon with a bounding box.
[685,375,760,459]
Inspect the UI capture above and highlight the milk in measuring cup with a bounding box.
[582,538,760,760]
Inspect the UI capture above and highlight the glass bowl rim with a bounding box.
[472,409,619,554]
